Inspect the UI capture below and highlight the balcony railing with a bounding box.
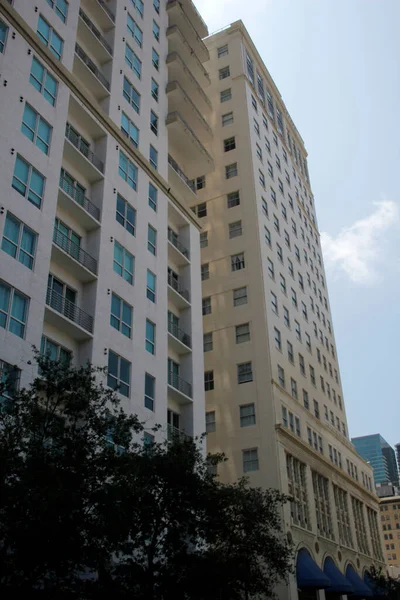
[46,288,94,334]
[168,228,190,260]
[167,424,192,442]
[53,228,98,275]
[167,271,190,303]
[75,43,110,92]
[65,122,104,173]
[79,9,113,55]
[168,371,192,399]
[59,174,100,221]
[168,154,196,194]
[168,321,191,349]
[96,0,115,22]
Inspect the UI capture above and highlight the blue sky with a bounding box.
[197,0,400,448]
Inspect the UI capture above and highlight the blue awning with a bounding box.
[346,565,373,597]
[296,549,332,589]
[324,557,354,594]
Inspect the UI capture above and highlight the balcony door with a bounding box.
[54,218,81,261]
[47,274,76,320]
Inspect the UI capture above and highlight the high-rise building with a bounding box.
[353,434,399,487]
[379,495,400,571]
[395,443,400,477]
[197,20,385,597]
[0,0,210,442]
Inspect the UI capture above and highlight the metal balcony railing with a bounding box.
[168,371,192,399]
[79,9,113,56]
[168,154,196,194]
[168,321,191,349]
[46,288,94,334]
[65,122,104,173]
[167,271,190,303]
[96,0,115,22]
[59,174,100,221]
[167,424,192,442]
[168,227,190,260]
[74,43,110,92]
[53,229,98,275]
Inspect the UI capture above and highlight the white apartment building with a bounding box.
[196,21,386,599]
[0,0,210,442]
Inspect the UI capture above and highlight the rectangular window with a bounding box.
[125,43,141,79]
[217,44,229,58]
[287,341,294,363]
[21,104,52,155]
[204,370,214,391]
[219,66,230,80]
[147,225,157,255]
[203,332,213,352]
[286,454,309,529]
[148,183,157,211]
[152,20,160,41]
[222,112,234,126]
[107,350,130,398]
[149,145,158,170]
[150,110,158,135]
[193,202,207,218]
[274,327,281,350]
[116,193,136,235]
[225,163,238,179]
[291,378,298,399]
[41,335,71,368]
[12,155,45,209]
[303,389,309,409]
[121,112,139,148]
[256,144,263,161]
[123,76,140,113]
[145,319,156,355]
[29,57,58,105]
[113,241,134,285]
[0,281,29,339]
[130,0,144,18]
[237,362,253,384]
[233,286,247,306]
[206,410,216,432]
[146,270,156,303]
[259,170,266,188]
[119,151,138,190]
[231,252,245,271]
[127,13,142,47]
[0,359,21,400]
[283,306,290,327]
[2,213,37,270]
[220,88,232,103]
[240,403,256,427]
[267,258,274,279]
[0,19,8,54]
[271,291,278,313]
[152,47,159,69]
[312,471,333,539]
[224,136,236,152]
[200,231,208,248]
[144,373,155,411]
[227,191,240,208]
[151,78,159,102]
[37,15,63,60]
[229,220,242,238]
[243,448,259,472]
[202,297,211,316]
[278,365,285,387]
[110,293,132,338]
[265,226,271,246]
[299,354,305,376]
[46,0,68,23]
[201,263,209,281]
[236,323,250,344]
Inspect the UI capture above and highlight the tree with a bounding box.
[0,355,293,599]
[368,566,400,600]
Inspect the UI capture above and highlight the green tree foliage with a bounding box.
[0,355,293,599]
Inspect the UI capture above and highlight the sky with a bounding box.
[197,0,400,449]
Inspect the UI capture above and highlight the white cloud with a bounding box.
[321,201,399,284]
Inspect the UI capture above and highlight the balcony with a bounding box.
[168,370,192,402]
[81,0,115,30]
[167,25,210,89]
[168,154,198,205]
[64,122,104,183]
[52,228,98,283]
[73,43,110,101]
[58,174,100,230]
[166,111,214,178]
[78,9,113,62]
[167,81,212,144]
[168,227,190,266]
[167,271,191,309]
[167,424,192,442]
[167,0,209,63]
[45,288,93,341]
[168,321,191,355]
[167,52,211,116]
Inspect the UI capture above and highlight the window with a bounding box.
[113,241,134,285]
[146,270,156,302]
[283,306,290,328]
[243,448,259,472]
[286,455,309,529]
[193,202,207,218]
[267,161,274,179]
[148,183,157,211]
[238,362,253,384]
[119,151,138,190]
[229,220,242,238]
[107,350,130,398]
[259,170,266,188]
[222,112,234,126]
[224,136,236,152]
[123,76,140,113]
[46,0,69,22]
[265,137,271,153]
[203,332,213,352]
[217,44,229,58]
[147,225,157,255]
[220,88,232,103]
[256,143,263,161]
[303,389,309,410]
[125,43,141,78]
[144,373,155,411]
[284,230,291,248]
[37,15,63,60]
[40,336,71,366]
[0,281,29,338]
[151,78,159,102]
[225,163,238,179]
[301,301,308,321]
[205,410,216,432]
[274,215,280,234]
[21,104,52,155]
[233,287,247,306]
[299,273,304,291]
[254,119,260,137]
[295,321,301,341]
[271,291,278,314]
[29,57,58,105]
[278,365,285,387]
[251,95,258,111]
[145,320,156,355]
[236,323,250,344]
[149,110,159,136]
[227,191,240,208]
[152,47,159,70]
[299,354,305,376]
[121,112,139,148]
[277,243,283,263]
[287,341,294,363]
[265,227,271,246]
[116,194,136,235]
[274,327,281,351]
[200,263,209,283]
[267,258,274,279]
[291,288,298,309]
[262,198,268,217]
[12,155,45,209]
[127,13,142,47]
[152,20,160,41]
[0,359,21,401]
[310,365,316,385]
[204,370,214,391]
[305,333,311,352]
[130,0,144,18]
[240,404,256,427]
[2,213,37,270]
[110,293,132,338]
[202,297,211,315]
[153,0,160,13]
[0,19,8,54]
[312,472,333,539]
[200,231,208,248]
[219,66,230,80]
[231,252,245,271]
[291,378,298,399]
[271,187,277,204]
[149,145,158,170]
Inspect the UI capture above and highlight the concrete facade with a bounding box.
[380,495,400,571]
